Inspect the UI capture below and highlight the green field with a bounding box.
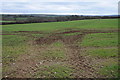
[0,21,15,22]
[3,19,118,32]
[2,19,119,78]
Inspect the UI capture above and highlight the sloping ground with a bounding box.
[2,29,118,78]
[2,19,118,32]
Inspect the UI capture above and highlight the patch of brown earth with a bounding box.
[0,34,17,35]
[14,31,46,34]
[34,32,99,78]
[62,34,99,78]
[56,29,119,34]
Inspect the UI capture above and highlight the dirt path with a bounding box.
[55,33,99,78]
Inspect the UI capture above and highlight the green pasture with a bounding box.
[79,32,118,77]
[2,19,118,32]
[0,21,15,22]
[86,48,118,58]
[80,33,118,47]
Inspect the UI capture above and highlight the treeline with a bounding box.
[1,14,119,25]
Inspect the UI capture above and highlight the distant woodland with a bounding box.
[1,14,119,25]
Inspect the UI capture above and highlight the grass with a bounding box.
[2,35,29,46]
[0,21,15,22]
[80,33,118,47]
[86,48,118,58]
[99,64,118,77]
[52,41,64,47]
[63,32,81,36]
[2,35,29,58]
[2,45,27,73]
[42,42,66,60]
[43,50,65,60]
[31,34,44,37]
[2,19,118,32]
[98,59,118,78]
[34,64,73,78]
[2,35,29,73]
[78,31,118,77]
[79,32,118,77]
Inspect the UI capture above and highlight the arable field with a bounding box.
[2,19,119,78]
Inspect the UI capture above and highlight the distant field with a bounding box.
[2,19,119,78]
[0,21,15,22]
[3,19,118,32]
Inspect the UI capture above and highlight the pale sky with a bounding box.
[1,0,119,15]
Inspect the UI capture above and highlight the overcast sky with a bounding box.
[1,0,119,15]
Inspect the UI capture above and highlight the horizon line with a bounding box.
[0,13,118,16]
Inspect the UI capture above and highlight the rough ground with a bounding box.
[2,29,118,78]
